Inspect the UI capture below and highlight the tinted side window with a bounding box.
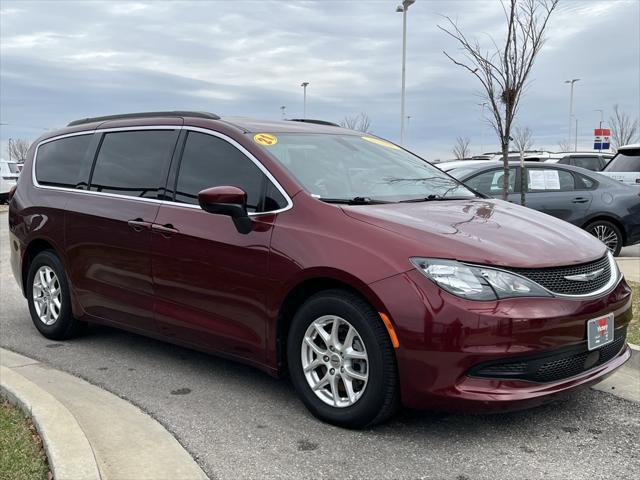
[465,168,515,196]
[174,131,287,212]
[557,156,571,165]
[90,130,178,198]
[527,169,575,191]
[604,151,640,172]
[575,173,596,189]
[36,134,93,188]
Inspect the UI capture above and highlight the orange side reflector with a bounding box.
[379,312,400,349]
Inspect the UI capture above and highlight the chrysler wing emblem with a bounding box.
[564,268,604,282]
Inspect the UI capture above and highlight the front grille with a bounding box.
[507,255,611,296]
[468,328,627,383]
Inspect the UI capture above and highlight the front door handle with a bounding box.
[152,223,179,236]
[572,197,589,204]
[127,218,152,232]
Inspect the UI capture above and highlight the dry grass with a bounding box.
[0,399,50,480]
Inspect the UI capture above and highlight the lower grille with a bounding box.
[506,255,612,296]
[468,328,627,383]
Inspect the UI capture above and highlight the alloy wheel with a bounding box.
[32,266,62,325]
[592,224,619,254]
[301,315,369,408]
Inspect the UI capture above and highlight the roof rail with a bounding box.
[287,118,341,127]
[67,111,221,127]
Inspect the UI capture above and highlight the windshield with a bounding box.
[7,162,19,174]
[259,134,475,202]
[604,150,640,172]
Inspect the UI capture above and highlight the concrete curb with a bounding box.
[1,348,209,480]
[1,365,101,480]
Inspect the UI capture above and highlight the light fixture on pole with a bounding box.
[396,0,416,145]
[301,82,309,119]
[565,78,579,147]
[478,102,487,154]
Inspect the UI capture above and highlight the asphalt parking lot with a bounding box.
[1,209,639,480]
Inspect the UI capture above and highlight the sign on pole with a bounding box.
[594,128,610,150]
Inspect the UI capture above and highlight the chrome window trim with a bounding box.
[31,125,294,216]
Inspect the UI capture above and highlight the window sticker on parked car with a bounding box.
[361,136,401,150]
[543,170,560,189]
[529,169,560,190]
[254,133,278,146]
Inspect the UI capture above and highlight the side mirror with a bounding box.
[198,186,252,234]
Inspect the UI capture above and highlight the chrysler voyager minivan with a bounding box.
[8,111,632,428]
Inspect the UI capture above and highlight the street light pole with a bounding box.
[397,0,415,145]
[565,78,579,147]
[478,102,487,154]
[300,82,309,118]
[280,105,286,119]
[574,117,579,152]
[406,115,411,144]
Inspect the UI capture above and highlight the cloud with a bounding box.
[0,0,638,160]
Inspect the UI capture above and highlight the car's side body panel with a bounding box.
[8,115,634,413]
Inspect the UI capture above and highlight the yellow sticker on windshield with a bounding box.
[254,133,278,146]
[361,136,401,150]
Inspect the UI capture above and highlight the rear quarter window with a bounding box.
[604,151,640,172]
[35,134,93,188]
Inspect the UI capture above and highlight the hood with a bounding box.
[342,199,606,268]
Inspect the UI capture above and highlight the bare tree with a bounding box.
[452,136,471,159]
[557,139,571,152]
[512,126,533,151]
[7,138,30,163]
[609,104,639,151]
[340,113,372,132]
[439,0,559,199]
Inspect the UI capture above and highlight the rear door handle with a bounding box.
[127,219,152,232]
[152,223,179,236]
[572,197,589,203]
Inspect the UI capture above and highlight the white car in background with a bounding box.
[600,144,640,186]
[0,159,20,203]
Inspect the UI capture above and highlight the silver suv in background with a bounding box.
[600,145,640,186]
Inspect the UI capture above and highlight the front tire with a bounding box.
[585,220,623,256]
[287,289,398,428]
[26,250,86,340]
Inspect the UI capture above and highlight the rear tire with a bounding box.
[585,220,622,257]
[287,289,399,428]
[26,250,86,340]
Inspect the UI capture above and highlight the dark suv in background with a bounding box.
[447,162,640,256]
[8,111,633,428]
[553,152,614,171]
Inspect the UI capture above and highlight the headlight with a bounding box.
[410,257,552,300]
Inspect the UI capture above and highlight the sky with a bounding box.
[1,0,639,161]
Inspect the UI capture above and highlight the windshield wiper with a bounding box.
[319,196,392,205]
[399,194,475,203]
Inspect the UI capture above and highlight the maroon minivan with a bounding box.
[8,111,633,428]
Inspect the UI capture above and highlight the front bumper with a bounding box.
[369,270,633,411]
